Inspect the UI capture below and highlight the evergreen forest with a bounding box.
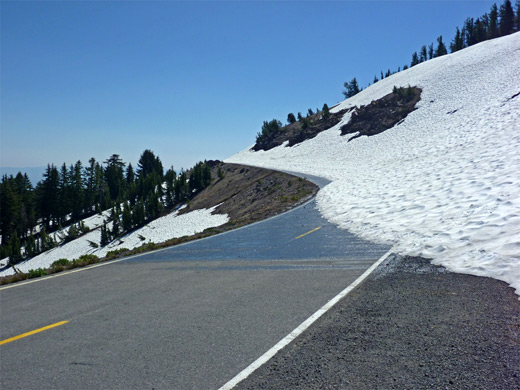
[0,149,214,266]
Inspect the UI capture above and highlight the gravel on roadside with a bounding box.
[235,255,520,389]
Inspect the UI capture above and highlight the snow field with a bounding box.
[227,33,520,295]
[0,206,228,276]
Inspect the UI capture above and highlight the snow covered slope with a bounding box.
[0,206,228,277]
[228,33,520,294]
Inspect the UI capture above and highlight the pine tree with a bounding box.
[104,154,126,202]
[122,202,132,231]
[420,45,427,62]
[373,74,379,84]
[39,164,60,228]
[515,0,520,31]
[463,18,476,46]
[410,52,420,67]
[307,108,314,117]
[70,161,84,221]
[342,78,360,98]
[322,103,330,119]
[499,0,515,35]
[489,3,499,38]
[137,149,163,181]
[110,206,120,238]
[428,43,434,59]
[287,113,296,124]
[0,177,20,246]
[434,36,448,57]
[100,222,109,246]
[450,27,464,52]
[126,163,135,184]
[202,162,212,187]
[8,235,22,266]
[474,18,487,43]
[132,201,146,227]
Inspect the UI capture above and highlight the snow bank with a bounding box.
[227,33,520,294]
[0,206,228,276]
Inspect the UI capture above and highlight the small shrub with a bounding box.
[106,248,129,259]
[73,254,99,266]
[52,258,71,267]
[28,268,47,279]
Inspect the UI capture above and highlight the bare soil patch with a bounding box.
[181,162,318,229]
[252,109,349,151]
[341,86,422,141]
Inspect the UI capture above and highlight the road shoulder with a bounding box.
[235,254,520,389]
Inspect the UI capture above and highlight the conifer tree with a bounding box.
[137,149,163,181]
[132,201,146,227]
[515,0,520,31]
[450,27,464,52]
[463,18,476,46]
[70,161,84,221]
[410,52,420,67]
[203,162,212,187]
[122,202,132,231]
[489,3,499,38]
[420,45,427,62]
[474,18,487,43]
[287,113,296,124]
[100,222,110,246]
[8,235,22,266]
[373,75,379,84]
[434,36,448,57]
[428,43,434,59]
[342,78,360,98]
[322,103,330,119]
[126,163,135,184]
[499,0,515,35]
[307,108,314,117]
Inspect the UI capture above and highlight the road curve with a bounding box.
[0,188,390,389]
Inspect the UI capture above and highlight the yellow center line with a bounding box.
[0,321,69,346]
[295,226,322,240]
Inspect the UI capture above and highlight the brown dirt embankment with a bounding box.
[181,162,318,230]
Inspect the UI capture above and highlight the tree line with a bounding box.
[344,0,520,98]
[255,103,330,146]
[0,150,216,265]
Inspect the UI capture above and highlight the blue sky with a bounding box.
[1,0,497,178]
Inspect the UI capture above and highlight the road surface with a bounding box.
[1,193,390,389]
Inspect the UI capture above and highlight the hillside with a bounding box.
[0,163,317,280]
[228,33,520,295]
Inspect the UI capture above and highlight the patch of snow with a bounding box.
[227,33,520,295]
[0,206,228,276]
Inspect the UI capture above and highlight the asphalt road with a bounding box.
[0,195,390,389]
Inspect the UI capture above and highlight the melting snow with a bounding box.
[0,206,228,276]
[227,33,520,295]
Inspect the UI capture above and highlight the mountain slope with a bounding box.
[228,33,520,294]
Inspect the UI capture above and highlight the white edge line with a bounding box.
[218,248,394,390]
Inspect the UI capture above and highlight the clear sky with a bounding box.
[1,0,498,176]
